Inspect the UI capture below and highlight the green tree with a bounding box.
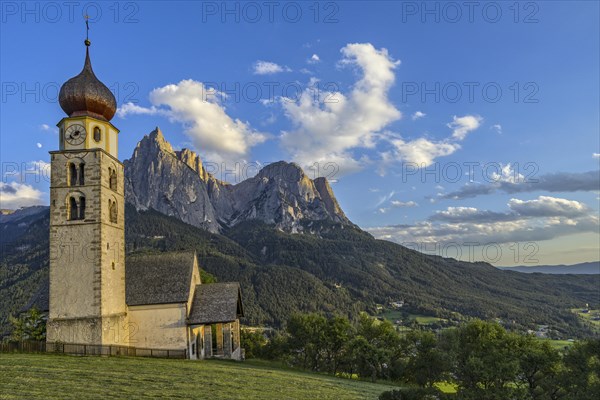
[351,313,401,381]
[286,313,328,370]
[561,339,600,400]
[9,307,46,341]
[401,330,449,388]
[240,329,267,359]
[323,316,354,375]
[448,320,525,400]
[516,335,563,400]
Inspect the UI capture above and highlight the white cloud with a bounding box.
[281,43,401,176]
[412,111,426,120]
[36,143,42,148]
[119,80,267,161]
[386,137,461,167]
[0,182,45,209]
[491,124,502,134]
[253,61,291,75]
[508,196,589,218]
[366,196,598,247]
[116,102,164,118]
[593,153,600,159]
[391,200,418,207]
[490,163,525,184]
[379,113,483,170]
[447,115,483,140]
[441,170,600,200]
[40,123,58,133]
[307,54,320,64]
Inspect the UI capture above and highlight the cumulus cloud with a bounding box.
[281,43,401,175]
[253,61,291,75]
[117,80,267,161]
[386,137,461,167]
[430,206,516,223]
[367,196,599,246]
[507,196,589,218]
[447,115,483,140]
[116,102,164,118]
[36,143,42,148]
[412,111,426,120]
[0,182,45,209]
[307,54,320,64]
[593,153,600,159]
[441,170,600,200]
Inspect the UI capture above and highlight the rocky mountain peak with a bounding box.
[145,126,174,154]
[124,129,353,233]
[176,148,209,182]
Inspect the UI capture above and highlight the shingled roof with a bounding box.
[188,283,244,325]
[126,251,196,306]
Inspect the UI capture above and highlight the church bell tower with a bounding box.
[46,28,128,346]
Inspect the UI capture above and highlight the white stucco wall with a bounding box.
[128,303,188,350]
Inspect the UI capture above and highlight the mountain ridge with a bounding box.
[497,262,600,275]
[124,127,351,233]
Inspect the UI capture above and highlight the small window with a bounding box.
[94,127,101,142]
[109,199,118,224]
[69,197,78,220]
[68,195,85,221]
[68,162,85,186]
[79,197,86,220]
[79,163,85,185]
[69,163,77,186]
[109,168,117,191]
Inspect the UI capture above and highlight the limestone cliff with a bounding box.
[124,127,352,232]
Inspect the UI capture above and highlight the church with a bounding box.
[45,35,244,360]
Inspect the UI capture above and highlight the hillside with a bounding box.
[0,353,396,399]
[1,205,598,338]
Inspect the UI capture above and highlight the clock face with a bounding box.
[65,124,87,146]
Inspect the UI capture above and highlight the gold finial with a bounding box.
[84,14,91,46]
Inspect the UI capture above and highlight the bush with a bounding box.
[240,330,267,359]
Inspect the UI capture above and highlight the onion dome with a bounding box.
[59,41,117,121]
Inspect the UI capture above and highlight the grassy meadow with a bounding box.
[0,353,398,400]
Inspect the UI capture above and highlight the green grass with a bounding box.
[537,339,574,350]
[435,381,458,394]
[571,308,600,330]
[0,353,398,400]
[378,310,445,326]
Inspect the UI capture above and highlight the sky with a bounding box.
[1,1,599,266]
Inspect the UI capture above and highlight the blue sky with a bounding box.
[1,1,599,265]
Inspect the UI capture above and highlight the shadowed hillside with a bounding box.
[1,205,598,338]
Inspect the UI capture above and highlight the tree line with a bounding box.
[241,313,600,400]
